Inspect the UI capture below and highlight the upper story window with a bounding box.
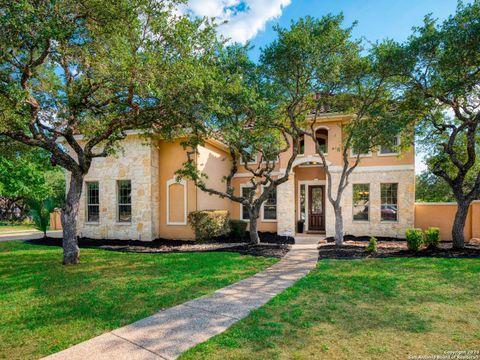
[315,128,328,154]
[117,180,132,222]
[239,146,257,165]
[298,136,305,155]
[381,183,398,222]
[352,183,369,221]
[86,182,99,223]
[379,135,400,155]
[262,186,277,221]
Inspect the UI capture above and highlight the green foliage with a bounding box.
[415,171,455,202]
[187,210,231,242]
[405,228,424,252]
[365,237,378,253]
[424,227,440,249]
[28,198,56,237]
[229,219,248,240]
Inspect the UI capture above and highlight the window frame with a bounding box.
[380,183,399,222]
[261,185,277,222]
[240,184,255,221]
[85,181,100,223]
[378,135,400,156]
[117,179,132,223]
[352,183,370,222]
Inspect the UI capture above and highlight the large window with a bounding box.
[262,186,277,221]
[379,135,400,155]
[86,182,99,222]
[381,183,398,221]
[117,180,132,222]
[352,183,370,221]
[240,186,255,220]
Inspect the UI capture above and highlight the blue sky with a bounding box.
[186,0,464,173]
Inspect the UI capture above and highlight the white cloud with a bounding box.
[186,0,291,44]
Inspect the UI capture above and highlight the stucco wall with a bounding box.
[414,201,480,241]
[76,135,159,241]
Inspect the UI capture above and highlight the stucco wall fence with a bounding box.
[414,201,480,241]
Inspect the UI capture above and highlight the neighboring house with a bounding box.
[69,113,415,241]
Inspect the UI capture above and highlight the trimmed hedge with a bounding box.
[406,228,423,251]
[424,227,440,248]
[188,210,230,242]
[229,219,248,240]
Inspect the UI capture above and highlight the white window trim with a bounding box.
[261,185,277,222]
[239,154,258,165]
[117,179,132,224]
[352,182,370,222]
[297,180,326,232]
[85,181,100,224]
[380,182,400,223]
[240,183,255,221]
[166,177,187,225]
[378,135,400,156]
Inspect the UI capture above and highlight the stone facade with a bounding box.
[76,136,159,241]
[326,166,415,238]
[276,173,296,237]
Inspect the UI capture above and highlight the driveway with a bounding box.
[0,230,62,242]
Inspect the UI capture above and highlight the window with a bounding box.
[381,183,398,221]
[299,184,306,220]
[240,186,255,220]
[352,184,370,221]
[298,137,305,155]
[379,135,400,155]
[262,186,277,221]
[117,180,132,222]
[86,182,99,222]
[315,128,328,154]
[240,146,257,165]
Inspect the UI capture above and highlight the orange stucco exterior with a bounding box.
[414,201,480,241]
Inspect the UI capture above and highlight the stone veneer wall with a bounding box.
[326,167,415,238]
[75,135,159,241]
[276,173,296,236]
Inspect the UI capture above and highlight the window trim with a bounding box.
[117,179,132,223]
[261,185,277,222]
[380,182,399,222]
[378,135,400,156]
[85,181,100,224]
[240,184,255,221]
[352,183,370,222]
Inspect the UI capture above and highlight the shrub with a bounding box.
[424,227,440,249]
[28,198,56,238]
[229,219,248,240]
[406,228,423,251]
[366,236,378,253]
[187,210,230,242]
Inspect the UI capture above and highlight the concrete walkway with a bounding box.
[0,230,62,242]
[44,241,319,360]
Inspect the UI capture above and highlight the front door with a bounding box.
[308,185,325,231]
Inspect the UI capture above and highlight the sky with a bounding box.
[185,0,464,173]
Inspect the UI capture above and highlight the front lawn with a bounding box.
[182,257,480,360]
[0,241,277,359]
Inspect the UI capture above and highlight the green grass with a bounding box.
[0,224,37,233]
[0,241,278,359]
[182,258,480,360]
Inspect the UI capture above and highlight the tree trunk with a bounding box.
[61,173,83,265]
[333,203,344,246]
[452,201,469,249]
[248,209,260,245]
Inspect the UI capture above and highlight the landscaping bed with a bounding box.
[319,238,480,259]
[27,236,291,258]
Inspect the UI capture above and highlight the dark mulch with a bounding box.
[26,236,290,258]
[214,231,294,244]
[324,234,406,242]
[319,239,480,259]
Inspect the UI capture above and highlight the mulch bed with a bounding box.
[26,237,291,258]
[319,239,480,259]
